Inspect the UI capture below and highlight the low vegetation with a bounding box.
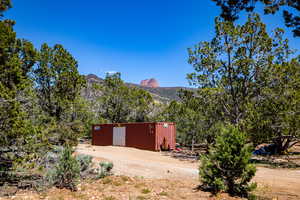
[49,146,80,191]
[98,162,114,179]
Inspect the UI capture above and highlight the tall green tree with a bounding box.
[130,87,155,122]
[188,13,291,124]
[246,57,300,153]
[161,89,222,150]
[99,73,155,123]
[99,73,132,123]
[211,0,300,37]
[34,43,86,145]
[188,13,299,153]
[35,43,86,121]
[0,1,42,175]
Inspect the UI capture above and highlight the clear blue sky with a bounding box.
[6,0,299,87]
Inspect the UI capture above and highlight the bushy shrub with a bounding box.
[49,146,80,191]
[42,145,64,169]
[98,162,113,178]
[76,154,92,172]
[199,125,256,197]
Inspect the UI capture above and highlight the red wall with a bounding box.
[125,123,156,151]
[155,122,176,150]
[92,122,176,151]
[92,124,113,146]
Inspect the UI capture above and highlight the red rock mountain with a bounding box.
[140,78,159,88]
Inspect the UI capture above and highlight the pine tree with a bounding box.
[0,0,11,17]
[0,0,43,178]
[211,0,300,37]
[34,43,86,145]
[35,43,86,121]
[99,72,155,123]
[199,125,256,196]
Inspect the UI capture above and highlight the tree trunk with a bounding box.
[191,136,195,152]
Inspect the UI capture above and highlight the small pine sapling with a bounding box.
[199,125,256,197]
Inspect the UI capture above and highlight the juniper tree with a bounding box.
[246,57,300,153]
[160,89,222,150]
[188,13,292,125]
[188,13,299,152]
[130,87,155,122]
[0,0,11,17]
[200,125,256,197]
[211,0,300,37]
[99,73,132,123]
[35,43,86,121]
[99,72,155,123]
[0,1,43,176]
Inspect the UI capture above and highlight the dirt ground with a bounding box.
[76,144,199,179]
[1,144,300,200]
[75,144,300,199]
[2,176,241,200]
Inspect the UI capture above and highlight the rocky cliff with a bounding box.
[140,78,159,88]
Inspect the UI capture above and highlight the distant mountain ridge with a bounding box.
[84,74,192,102]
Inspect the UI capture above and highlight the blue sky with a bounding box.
[6,0,299,87]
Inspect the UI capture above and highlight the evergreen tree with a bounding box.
[188,13,292,125]
[211,0,300,37]
[34,43,86,121]
[247,57,300,153]
[130,87,154,122]
[160,89,222,150]
[34,43,86,145]
[200,125,256,197]
[188,13,299,153]
[0,1,43,176]
[99,72,154,123]
[99,73,132,123]
[0,0,11,17]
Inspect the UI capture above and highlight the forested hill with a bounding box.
[84,74,191,102]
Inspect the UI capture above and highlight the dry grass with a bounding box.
[0,176,244,200]
[1,174,299,200]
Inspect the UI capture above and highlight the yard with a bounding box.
[1,143,300,200]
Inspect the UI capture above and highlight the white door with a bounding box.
[113,127,126,146]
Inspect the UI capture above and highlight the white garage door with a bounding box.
[113,127,126,146]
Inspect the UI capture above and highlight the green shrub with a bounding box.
[199,125,256,197]
[50,146,80,191]
[141,188,151,194]
[98,161,113,178]
[76,154,92,172]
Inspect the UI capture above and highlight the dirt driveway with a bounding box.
[76,144,300,199]
[76,144,198,179]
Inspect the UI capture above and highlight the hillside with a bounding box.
[84,74,191,102]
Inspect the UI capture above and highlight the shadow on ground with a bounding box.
[251,156,300,169]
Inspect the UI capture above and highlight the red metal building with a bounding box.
[92,122,176,151]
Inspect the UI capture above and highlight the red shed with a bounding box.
[92,122,176,151]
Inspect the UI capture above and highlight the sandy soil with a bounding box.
[76,144,300,199]
[2,176,240,200]
[76,144,198,179]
